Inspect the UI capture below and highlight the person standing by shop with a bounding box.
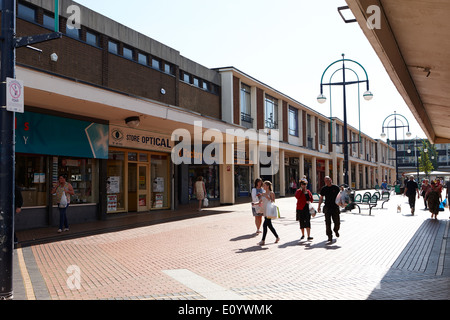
[194,176,207,211]
[251,178,264,235]
[51,174,74,233]
[317,176,340,243]
[258,181,280,246]
[295,179,313,241]
[404,175,420,215]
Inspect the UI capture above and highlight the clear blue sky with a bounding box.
[74,0,426,141]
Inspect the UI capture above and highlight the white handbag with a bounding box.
[309,203,317,217]
[203,198,209,207]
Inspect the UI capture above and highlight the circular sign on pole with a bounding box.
[6,77,24,113]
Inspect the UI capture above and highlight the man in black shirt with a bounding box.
[318,176,341,242]
[403,175,420,215]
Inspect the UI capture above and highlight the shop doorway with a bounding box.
[128,163,150,212]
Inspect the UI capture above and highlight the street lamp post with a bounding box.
[407,137,426,181]
[380,111,411,185]
[317,54,373,186]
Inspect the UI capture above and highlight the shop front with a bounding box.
[108,125,172,213]
[14,110,109,230]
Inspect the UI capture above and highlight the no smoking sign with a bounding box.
[6,77,24,113]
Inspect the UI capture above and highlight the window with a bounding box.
[86,31,99,47]
[193,77,200,87]
[319,120,326,145]
[65,26,80,39]
[43,13,55,30]
[240,83,251,115]
[108,41,118,54]
[164,63,173,75]
[289,106,298,136]
[265,95,278,129]
[18,3,36,22]
[138,53,148,65]
[123,47,133,60]
[306,114,313,148]
[182,72,191,83]
[152,58,160,70]
[335,124,340,142]
[202,81,210,91]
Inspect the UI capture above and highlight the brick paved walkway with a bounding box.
[12,192,450,300]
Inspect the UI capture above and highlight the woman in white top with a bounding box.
[251,178,264,234]
[258,181,280,245]
[194,176,207,211]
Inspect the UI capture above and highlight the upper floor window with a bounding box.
[319,120,326,145]
[18,3,36,22]
[43,13,55,30]
[152,58,160,70]
[86,31,99,47]
[138,53,148,65]
[66,26,80,39]
[289,106,298,137]
[108,41,118,54]
[164,63,173,75]
[123,47,133,60]
[264,95,278,129]
[240,83,251,115]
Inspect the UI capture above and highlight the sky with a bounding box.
[73,0,426,142]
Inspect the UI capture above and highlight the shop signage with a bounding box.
[15,111,109,159]
[109,125,172,152]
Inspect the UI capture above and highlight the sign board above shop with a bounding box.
[109,125,173,153]
[15,111,109,159]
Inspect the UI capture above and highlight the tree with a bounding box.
[419,140,436,177]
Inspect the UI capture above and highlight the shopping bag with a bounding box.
[265,202,278,219]
[59,192,68,208]
[203,198,209,207]
[309,203,317,217]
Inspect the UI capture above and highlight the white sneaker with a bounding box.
[64,228,69,232]
[57,229,62,233]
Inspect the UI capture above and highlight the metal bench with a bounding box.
[354,193,379,215]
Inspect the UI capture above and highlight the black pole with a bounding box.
[342,55,349,186]
[0,0,16,300]
[394,113,399,185]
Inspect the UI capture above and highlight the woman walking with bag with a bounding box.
[194,176,207,211]
[258,181,280,246]
[51,174,74,233]
[295,179,313,241]
[251,178,264,235]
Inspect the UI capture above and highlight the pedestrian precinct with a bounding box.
[251,178,264,235]
[421,179,431,209]
[194,176,207,211]
[258,181,280,246]
[51,174,74,233]
[317,176,340,243]
[426,181,440,220]
[295,179,313,241]
[404,175,420,215]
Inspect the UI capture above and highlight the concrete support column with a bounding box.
[279,149,286,197]
[355,163,360,190]
[312,156,317,193]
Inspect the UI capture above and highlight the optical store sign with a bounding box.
[109,126,173,152]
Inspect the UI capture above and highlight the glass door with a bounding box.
[138,164,149,211]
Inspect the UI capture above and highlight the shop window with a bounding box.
[52,157,98,205]
[188,165,219,200]
[15,154,48,207]
[151,155,169,209]
[107,151,125,212]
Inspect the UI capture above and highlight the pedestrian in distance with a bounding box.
[421,179,431,209]
[258,181,280,246]
[426,181,440,220]
[14,184,23,245]
[403,175,420,215]
[51,174,74,233]
[251,178,264,235]
[317,176,340,243]
[295,178,313,241]
[194,176,207,211]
